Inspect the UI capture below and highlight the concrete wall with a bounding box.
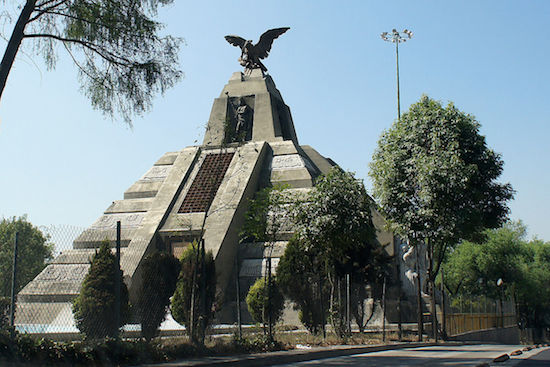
[447,326,520,345]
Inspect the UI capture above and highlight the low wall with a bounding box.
[447,326,520,345]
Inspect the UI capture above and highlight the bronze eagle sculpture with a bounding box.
[225,27,290,72]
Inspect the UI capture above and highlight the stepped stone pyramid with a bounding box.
[17,69,419,330]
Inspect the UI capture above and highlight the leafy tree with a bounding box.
[136,251,181,341]
[240,183,292,339]
[277,237,329,335]
[516,239,550,335]
[170,244,216,345]
[0,0,182,124]
[245,277,284,330]
[443,222,526,302]
[443,222,550,338]
[293,167,378,337]
[72,241,129,339]
[0,216,53,297]
[370,95,514,339]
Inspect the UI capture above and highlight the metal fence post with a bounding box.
[9,232,19,337]
[115,221,121,337]
[382,275,386,343]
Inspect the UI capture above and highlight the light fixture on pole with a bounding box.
[381,28,413,342]
[381,29,413,121]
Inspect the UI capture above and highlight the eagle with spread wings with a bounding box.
[225,27,290,72]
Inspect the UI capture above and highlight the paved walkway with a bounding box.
[137,343,550,367]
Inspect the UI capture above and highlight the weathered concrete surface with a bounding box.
[447,326,521,345]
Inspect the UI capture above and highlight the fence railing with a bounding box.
[445,313,516,336]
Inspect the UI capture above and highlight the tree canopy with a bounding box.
[0,216,53,297]
[370,95,514,275]
[442,221,550,331]
[370,95,514,339]
[0,0,182,125]
[286,167,380,336]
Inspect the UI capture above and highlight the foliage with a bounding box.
[0,297,9,330]
[294,168,377,275]
[442,221,550,329]
[0,216,53,297]
[170,244,216,344]
[369,95,514,275]
[0,0,182,125]
[277,237,328,334]
[442,222,527,299]
[240,184,292,246]
[72,241,129,339]
[291,167,380,336]
[136,251,181,341]
[0,331,285,365]
[245,276,284,329]
[369,95,514,338]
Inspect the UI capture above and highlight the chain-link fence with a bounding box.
[7,223,190,341]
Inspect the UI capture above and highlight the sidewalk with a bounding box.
[137,341,441,367]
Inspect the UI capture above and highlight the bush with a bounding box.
[277,237,329,334]
[246,276,284,330]
[136,251,181,341]
[72,241,129,339]
[171,243,216,344]
[0,297,10,330]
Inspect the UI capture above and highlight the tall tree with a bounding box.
[293,167,378,337]
[0,0,182,125]
[442,222,550,340]
[0,216,53,297]
[240,183,293,340]
[370,95,514,339]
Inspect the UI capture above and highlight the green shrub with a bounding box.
[72,241,129,339]
[136,251,181,341]
[246,276,284,329]
[171,243,216,344]
[0,297,10,330]
[277,237,329,334]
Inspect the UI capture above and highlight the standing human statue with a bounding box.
[235,98,250,141]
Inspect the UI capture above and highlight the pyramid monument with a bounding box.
[17,30,424,332]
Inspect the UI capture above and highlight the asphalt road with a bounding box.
[275,344,550,367]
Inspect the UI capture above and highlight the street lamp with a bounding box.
[380,28,413,121]
[497,278,504,327]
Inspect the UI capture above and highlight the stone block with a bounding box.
[124,181,163,199]
[105,198,153,214]
[154,152,179,165]
[269,141,299,156]
[139,165,172,182]
[300,145,336,175]
[18,264,90,302]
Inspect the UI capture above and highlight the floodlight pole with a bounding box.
[381,28,413,343]
[381,29,413,122]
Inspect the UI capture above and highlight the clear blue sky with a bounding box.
[0,1,548,241]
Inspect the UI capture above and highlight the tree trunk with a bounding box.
[0,0,37,102]
[441,268,447,339]
[415,244,423,341]
[428,242,438,341]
